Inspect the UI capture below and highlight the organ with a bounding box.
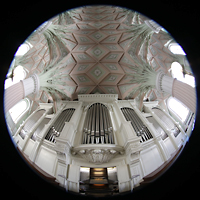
[8,94,194,197]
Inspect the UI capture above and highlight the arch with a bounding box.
[4,65,27,89]
[84,102,111,112]
[9,98,30,124]
[152,107,180,137]
[19,109,45,139]
[146,116,168,140]
[168,42,186,55]
[167,97,190,123]
[82,103,114,144]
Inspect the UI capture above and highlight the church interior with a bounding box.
[3,5,197,197]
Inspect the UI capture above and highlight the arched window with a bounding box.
[45,108,75,143]
[82,103,114,144]
[171,62,195,87]
[167,97,190,123]
[9,98,30,123]
[4,65,27,89]
[169,43,186,55]
[15,42,32,56]
[121,107,153,142]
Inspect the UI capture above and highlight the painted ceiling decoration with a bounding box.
[8,5,191,112]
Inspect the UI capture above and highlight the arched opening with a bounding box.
[167,97,190,123]
[168,43,186,55]
[9,98,30,124]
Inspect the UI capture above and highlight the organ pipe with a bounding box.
[121,107,153,142]
[82,103,114,144]
[45,108,75,143]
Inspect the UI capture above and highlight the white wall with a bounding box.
[12,97,189,195]
[35,145,57,176]
[140,145,164,176]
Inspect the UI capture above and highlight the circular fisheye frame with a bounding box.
[4,5,197,198]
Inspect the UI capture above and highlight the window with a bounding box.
[169,43,186,55]
[167,97,189,123]
[9,98,30,123]
[171,62,195,87]
[15,42,32,56]
[4,65,27,89]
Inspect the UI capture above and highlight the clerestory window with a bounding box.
[169,43,186,55]
[167,97,190,123]
[171,62,195,87]
[9,98,30,124]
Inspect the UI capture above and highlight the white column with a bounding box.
[13,106,41,138]
[21,109,50,151]
[29,104,65,162]
[4,74,40,113]
[22,74,40,96]
[132,105,170,161]
[148,108,178,150]
[157,105,186,136]
[4,81,24,113]
[113,101,127,124]
[109,107,119,145]
[156,72,196,113]
[69,102,83,130]
[173,79,196,113]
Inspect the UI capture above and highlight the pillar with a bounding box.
[4,81,24,114]
[29,104,66,162]
[4,74,40,113]
[173,79,196,113]
[21,108,51,151]
[148,108,179,150]
[132,104,170,161]
[156,72,196,113]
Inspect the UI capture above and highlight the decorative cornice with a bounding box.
[155,71,165,93]
[31,74,40,94]
[72,144,124,164]
[78,94,118,103]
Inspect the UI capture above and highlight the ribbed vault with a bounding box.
[8,5,191,112]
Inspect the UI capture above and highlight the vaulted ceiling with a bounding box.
[10,5,184,112]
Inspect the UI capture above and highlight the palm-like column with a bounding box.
[126,59,157,100]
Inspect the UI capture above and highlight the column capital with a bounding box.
[144,20,162,33]
[156,71,174,95]
[22,73,40,96]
